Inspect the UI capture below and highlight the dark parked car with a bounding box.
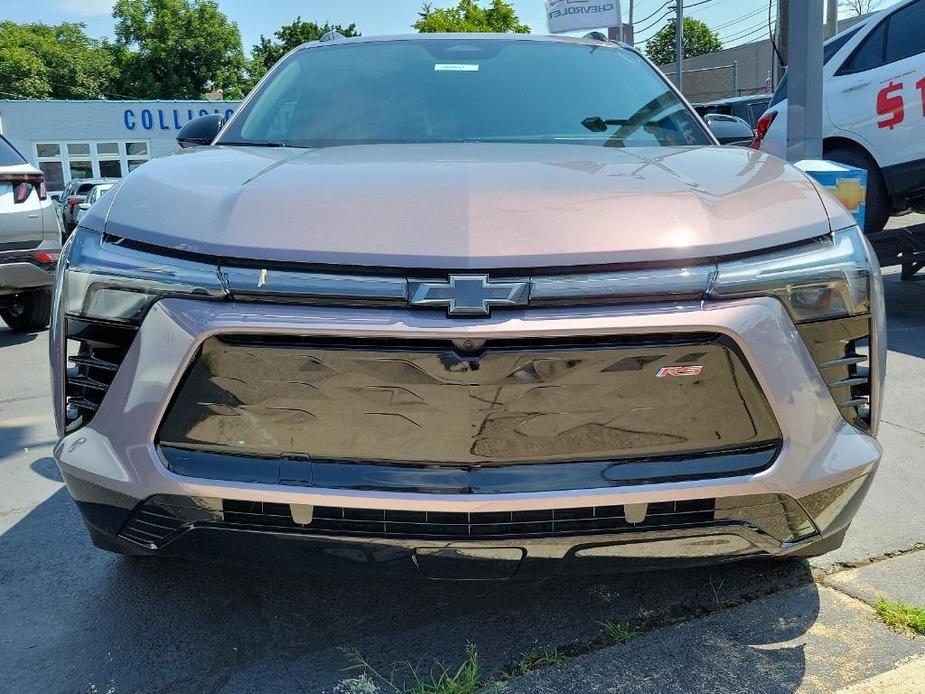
[58,177,119,237]
[701,113,756,146]
[693,95,771,129]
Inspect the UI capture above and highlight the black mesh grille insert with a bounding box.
[119,496,718,547]
[798,315,871,430]
[64,318,137,432]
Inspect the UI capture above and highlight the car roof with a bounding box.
[74,177,120,186]
[296,32,626,52]
[694,95,770,107]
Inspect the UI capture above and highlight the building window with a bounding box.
[126,141,149,172]
[35,143,64,191]
[34,140,151,192]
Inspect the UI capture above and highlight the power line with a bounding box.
[634,11,673,39]
[713,6,768,31]
[634,1,673,26]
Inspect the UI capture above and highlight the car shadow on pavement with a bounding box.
[883,270,925,359]
[0,327,38,348]
[0,483,819,694]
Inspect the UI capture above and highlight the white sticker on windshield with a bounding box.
[434,63,480,72]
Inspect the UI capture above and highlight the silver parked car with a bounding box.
[50,34,885,578]
[75,183,116,225]
[58,177,120,238]
[0,135,61,332]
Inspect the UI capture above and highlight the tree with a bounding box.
[644,17,723,66]
[839,0,886,16]
[0,21,116,99]
[110,0,247,99]
[414,0,530,33]
[250,19,360,79]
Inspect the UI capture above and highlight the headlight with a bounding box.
[63,228,225,324]
[708,226,872,322]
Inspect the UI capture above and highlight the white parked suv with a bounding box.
[755,0,925,233]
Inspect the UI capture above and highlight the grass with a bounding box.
[340,642,484,694]
[875,597,925,636]
[338,618,642,693]
[596,620,640,646]
[502,647,569,679]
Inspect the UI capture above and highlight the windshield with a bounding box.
[0,136,26,166]
[220,38,710,149]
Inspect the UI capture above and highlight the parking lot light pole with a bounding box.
[675,0,684,94]
[786,0,824,161]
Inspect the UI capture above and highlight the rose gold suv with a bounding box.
[50,34,885,578]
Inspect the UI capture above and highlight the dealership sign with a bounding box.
[122,106,236,132]
[546,0,622,34]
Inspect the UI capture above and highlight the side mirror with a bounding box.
[177,114,224,148]
[78,202,91,211]
[51,194,61,202]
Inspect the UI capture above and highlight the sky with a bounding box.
[0,0,883,53]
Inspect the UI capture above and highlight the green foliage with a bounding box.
[414,0,530,33]
[249,19,360,83]
[502,647,569,679]
[0,21,116,99]
[342,642,484,694]
[644,17,723,66]
[597,620,639,645]
[110,0,248,99]
[876,597,925,635]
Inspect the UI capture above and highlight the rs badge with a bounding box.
[656,365,703,378]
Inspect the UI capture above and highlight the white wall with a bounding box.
[0,100,241,191]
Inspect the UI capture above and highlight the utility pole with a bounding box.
[786,0,824,161]
[825,0,838,38]
[675,0,684,94]
[629,0,634,25]
[777,0,790,76]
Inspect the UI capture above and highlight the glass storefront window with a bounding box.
[98,159,122,177]
[36,141,150,192]
[126,142,148,156]
[69,160,93,179]
[38,161,64,191]
[36,143,60,158]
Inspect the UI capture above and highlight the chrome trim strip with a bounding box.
[530,266,713,301]
[222,266,407,303]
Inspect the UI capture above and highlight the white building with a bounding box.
[0,99,242,194]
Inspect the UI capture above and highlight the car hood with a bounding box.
[86,143,841,269]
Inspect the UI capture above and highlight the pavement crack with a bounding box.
[880,418,925,438]
[813,543,925,579]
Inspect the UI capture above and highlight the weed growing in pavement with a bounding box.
[340,642,484,694]
[875,597,925,636]
[502,647,569,679]
[596,620,640,645]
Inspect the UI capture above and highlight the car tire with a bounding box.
[825,146,891,234]
[0,288,52,332]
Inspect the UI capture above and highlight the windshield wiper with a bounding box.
[581,117,629,132]
[218,141,290,148]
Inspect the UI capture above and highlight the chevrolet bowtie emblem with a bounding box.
[409,275,529,316]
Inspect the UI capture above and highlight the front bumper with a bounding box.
[54,296,882,575]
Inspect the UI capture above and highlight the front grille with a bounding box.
[64,318,137,431]
[158,333,781,467]
[118,495,718,547]
[799,315,871,430]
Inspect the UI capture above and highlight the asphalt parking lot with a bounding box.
[2,236,925,693]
